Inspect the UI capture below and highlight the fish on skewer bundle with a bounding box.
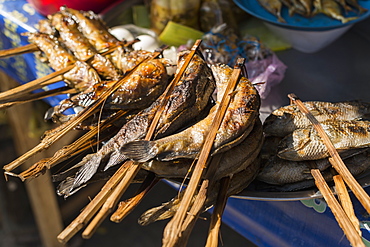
[258,100,370,191]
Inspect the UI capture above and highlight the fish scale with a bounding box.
[278,119,370,161]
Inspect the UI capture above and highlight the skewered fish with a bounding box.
[142,119,263,180]
[57,51,216,197]
[120,63,260,162]
[277,119,370,161]
[263,101,370,137]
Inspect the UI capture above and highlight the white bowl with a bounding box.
[234,0,370,53]
[264,22,353,53]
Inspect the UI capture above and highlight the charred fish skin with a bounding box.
[277,119,370,161]
[26,32,76,71]
[121,64,261,162]
[263,101,370,137]
[62,51,216,195]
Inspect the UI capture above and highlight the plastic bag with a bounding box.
[201,24,287,99]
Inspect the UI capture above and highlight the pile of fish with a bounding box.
[257,101,370,191]
[257,0,367,23]
[0,7,263,246]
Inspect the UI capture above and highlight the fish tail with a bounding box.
[69,154,103,194]
[120,140,157,162]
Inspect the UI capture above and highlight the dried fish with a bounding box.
[257,0,286,23]
[277,119,370,161]
[320,0,358,23]
[142,119,263,180]
[57,51,216,197]
[263,101,370,137]
[120,63,260,162]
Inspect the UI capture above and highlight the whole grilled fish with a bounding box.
[263,101,370,137]
[257,0,286,23]
[321,0,358,23]
[258,148,370,191]
[120,64,260,162]
[277,119,370,161]
[142,119,263,180]
[61,51,215,196]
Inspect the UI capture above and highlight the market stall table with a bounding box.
[1,1,370,246]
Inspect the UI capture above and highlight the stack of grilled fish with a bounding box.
[0,7,264,238]
[257,101,370,191]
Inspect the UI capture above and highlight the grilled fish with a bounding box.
[263,101,370,137]
[60,51,215,196]
[258,148,370,191]
[277,119,370,161]
[120,64,260,162]
[142,119,263,180]
[257,0,286,23]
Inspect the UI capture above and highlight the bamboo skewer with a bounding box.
[78,40,203,240]
[288,94,370,214]
[205,176,231,247]
[289,94,366,247]
[311,169,365,247]
[0,43,39,58]
[15,110,128,180]
[0,68,68,102]
[3,47,165,173]
[110,173,159,223]
[162,57,245,247]
[333,174,361,235]
[0,87,77,109]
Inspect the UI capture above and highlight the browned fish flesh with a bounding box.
[263,101,370,137]
[120,63,260,162]
[277,119,370,161]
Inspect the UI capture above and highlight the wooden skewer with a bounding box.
[205,176,231,247]
[162,57,245,247]
[288,93,370,214]
[0,87,77,109]
[0,43,39,58]
[15,110,128,180]
[110,173,159,223]
[0,69,68,102]
[311,169,365,247]
[333,174,361,235]
[79,40,203,240]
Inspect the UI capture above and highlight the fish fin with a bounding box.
[69,154,103,193]
[138,199,176,226]
[104,151,126,171]
[57,177,86,199]
[120,140,157,162]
